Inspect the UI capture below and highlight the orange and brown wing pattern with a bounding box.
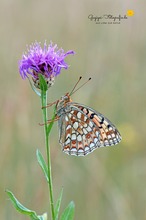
[58,103,121,156]
[58,107,100,156]
[76,104,122,146]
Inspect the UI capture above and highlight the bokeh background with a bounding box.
[1,0,146,219]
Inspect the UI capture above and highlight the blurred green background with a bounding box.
[1,0,146,219]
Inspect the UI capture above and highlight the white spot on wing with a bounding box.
[86,126,92,132]
[77,135,82,142]
[82,134,86,139]
[94,137,98,143]
[83,128,88,134]
[77,112,81,119]
[104,140,109,145]
[78,149,84,153]
[65,138,70,145]
[73,122,78,129]
[111,133,115,138]
[89,121,93,127]
[84,116,88,121]
[95,131,99,137]
[66,124,71,130]
[64,148,70,152]
[104,121,108,126]
[90,142,95,149]
[71,134,76,140]
[109,126,112,131]
[84,146,90,152]
[109,139,113,144]
[66,133,71,139]
[70,148,77,153]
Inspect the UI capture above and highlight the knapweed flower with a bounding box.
[19,41,75,89]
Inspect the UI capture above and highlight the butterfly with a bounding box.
[47,77,122,156]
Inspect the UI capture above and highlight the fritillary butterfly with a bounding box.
[55,93,121,156]
[47,78,122,156]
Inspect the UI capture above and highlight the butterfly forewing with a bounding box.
[57,100,121,156]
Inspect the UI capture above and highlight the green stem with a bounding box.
[41,90,55,220]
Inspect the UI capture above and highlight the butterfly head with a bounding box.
[56,93,72,112]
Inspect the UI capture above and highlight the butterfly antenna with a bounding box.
[69,76,82,95]
[70,77,91,95]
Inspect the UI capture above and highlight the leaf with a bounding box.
[36,149,49,183]
[47,106,56,136]
[54,188,63,220]
[28,77,41,97]
[60,201,75,220]
[39,74,48,92]
[6,190,41,219]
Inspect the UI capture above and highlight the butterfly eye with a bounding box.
[61,95,70,102]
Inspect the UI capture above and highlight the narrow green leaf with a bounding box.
[6,190,39,219]
[39,74,48,92]
[54,188,63,220]
[60,201,75,220]
[28,77,41,97]
[47,106,56,136]
[36,149,49,183]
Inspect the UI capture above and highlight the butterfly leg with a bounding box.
[42,101,57,109]
[39,116,59,126]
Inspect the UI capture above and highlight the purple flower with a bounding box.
[19,41,75,88]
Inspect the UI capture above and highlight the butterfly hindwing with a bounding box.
[58,102,121,156]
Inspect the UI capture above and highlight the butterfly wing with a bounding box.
[58,102,121,156]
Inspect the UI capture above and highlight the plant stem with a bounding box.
[41,90,55,220]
